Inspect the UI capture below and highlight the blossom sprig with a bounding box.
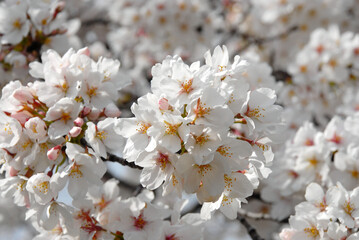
[0,47,131,236]
[0,0,80,84]
[280,183,359,240]
[260,112,359,221]
[116,45,284,220]
[27,179,205,240]
[280,26,359,128]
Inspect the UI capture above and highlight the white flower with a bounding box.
[187,87,234,128]
[116,103,158,162]
[88,178,120,212]
[241,88,282,133]
[147,112,190,153]
[45,98,81,139]
[0,176,29,207]
[0,111,22,148]
[78,69,117,109]
[136,148,177,190]
[59,143,107,199]
[24,117,47,143]
[286,215,322,240]
[151,56,203,107]
[332,144,359,190]
[201,172,253,220]
[177,154,226,203]
[26,173,57,205]
[85,118,126,158]
[327,184,359,228]
[0,4,30,44]
[118,196,170,240]
[184,125,222,165]
[29,201,75,233]
[204,45,229,72]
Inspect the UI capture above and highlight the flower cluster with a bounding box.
[0,47,132,237]
[0,0,80,84]
[0,0,358,239]
[280,26,359,127]
[229,0,357,68]
[102,0,224,95]
[116,45,283,220]
[32,181,204,240]
[260,111,359,221]
[107,0,221,65]
[280,183,359,240]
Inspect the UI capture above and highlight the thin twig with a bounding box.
[237,214,265,240]
[236,25,299,54]
[102,153,143,170]
[82,19,110,26]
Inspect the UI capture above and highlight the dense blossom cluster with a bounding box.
[259,112,359,223]
[279,26,359,127]
[280,183,359,240]
[104,0,224,95]
[225,0,358,68]
[0,48,133,238]
[0,0,358,239]
[116,45,283,220]
[0,0,80,85]
[107,0,221,64]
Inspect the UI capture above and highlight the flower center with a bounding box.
[304,226,319,238]
[34,181,49,194]
[136,122,151,134]
[156,152,170,170]
[96,130,107,140]
[13,19,22,29]
[133,214,147,230]
[179,78,193,94]
[343,200,355,216]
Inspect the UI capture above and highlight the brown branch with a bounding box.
[237,214,265,240]
[82,19,110,26]
[272,69,292,82]
[102,153,143,170]
[236,25,299,54]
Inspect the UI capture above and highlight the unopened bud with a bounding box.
[74,117,84,127]
[69,126,82,137]
[88,108,100,121]
[47,145,61,161]
[9,166,18,177]
[78,47,90,56]
[82,106,91,117]
[104,103,121,118]
[159,98,173,111]
[53,1,65,19]
[13,89,34,104]
[11,112,30,125]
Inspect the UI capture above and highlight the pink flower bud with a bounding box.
[13,89,34,104]
[47,145,61,161]
[159,98,170,110]
[82,106,91,117]
[11,112,30,125]
[78,47,90,56]
[279,229,295,240]
[9,166,18,177]
[53,2,65,19]
[74,117,84,127]
[159,98,173,111]
[88,108,100,121]
[104,103,121,118]
[69,126,82,137]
